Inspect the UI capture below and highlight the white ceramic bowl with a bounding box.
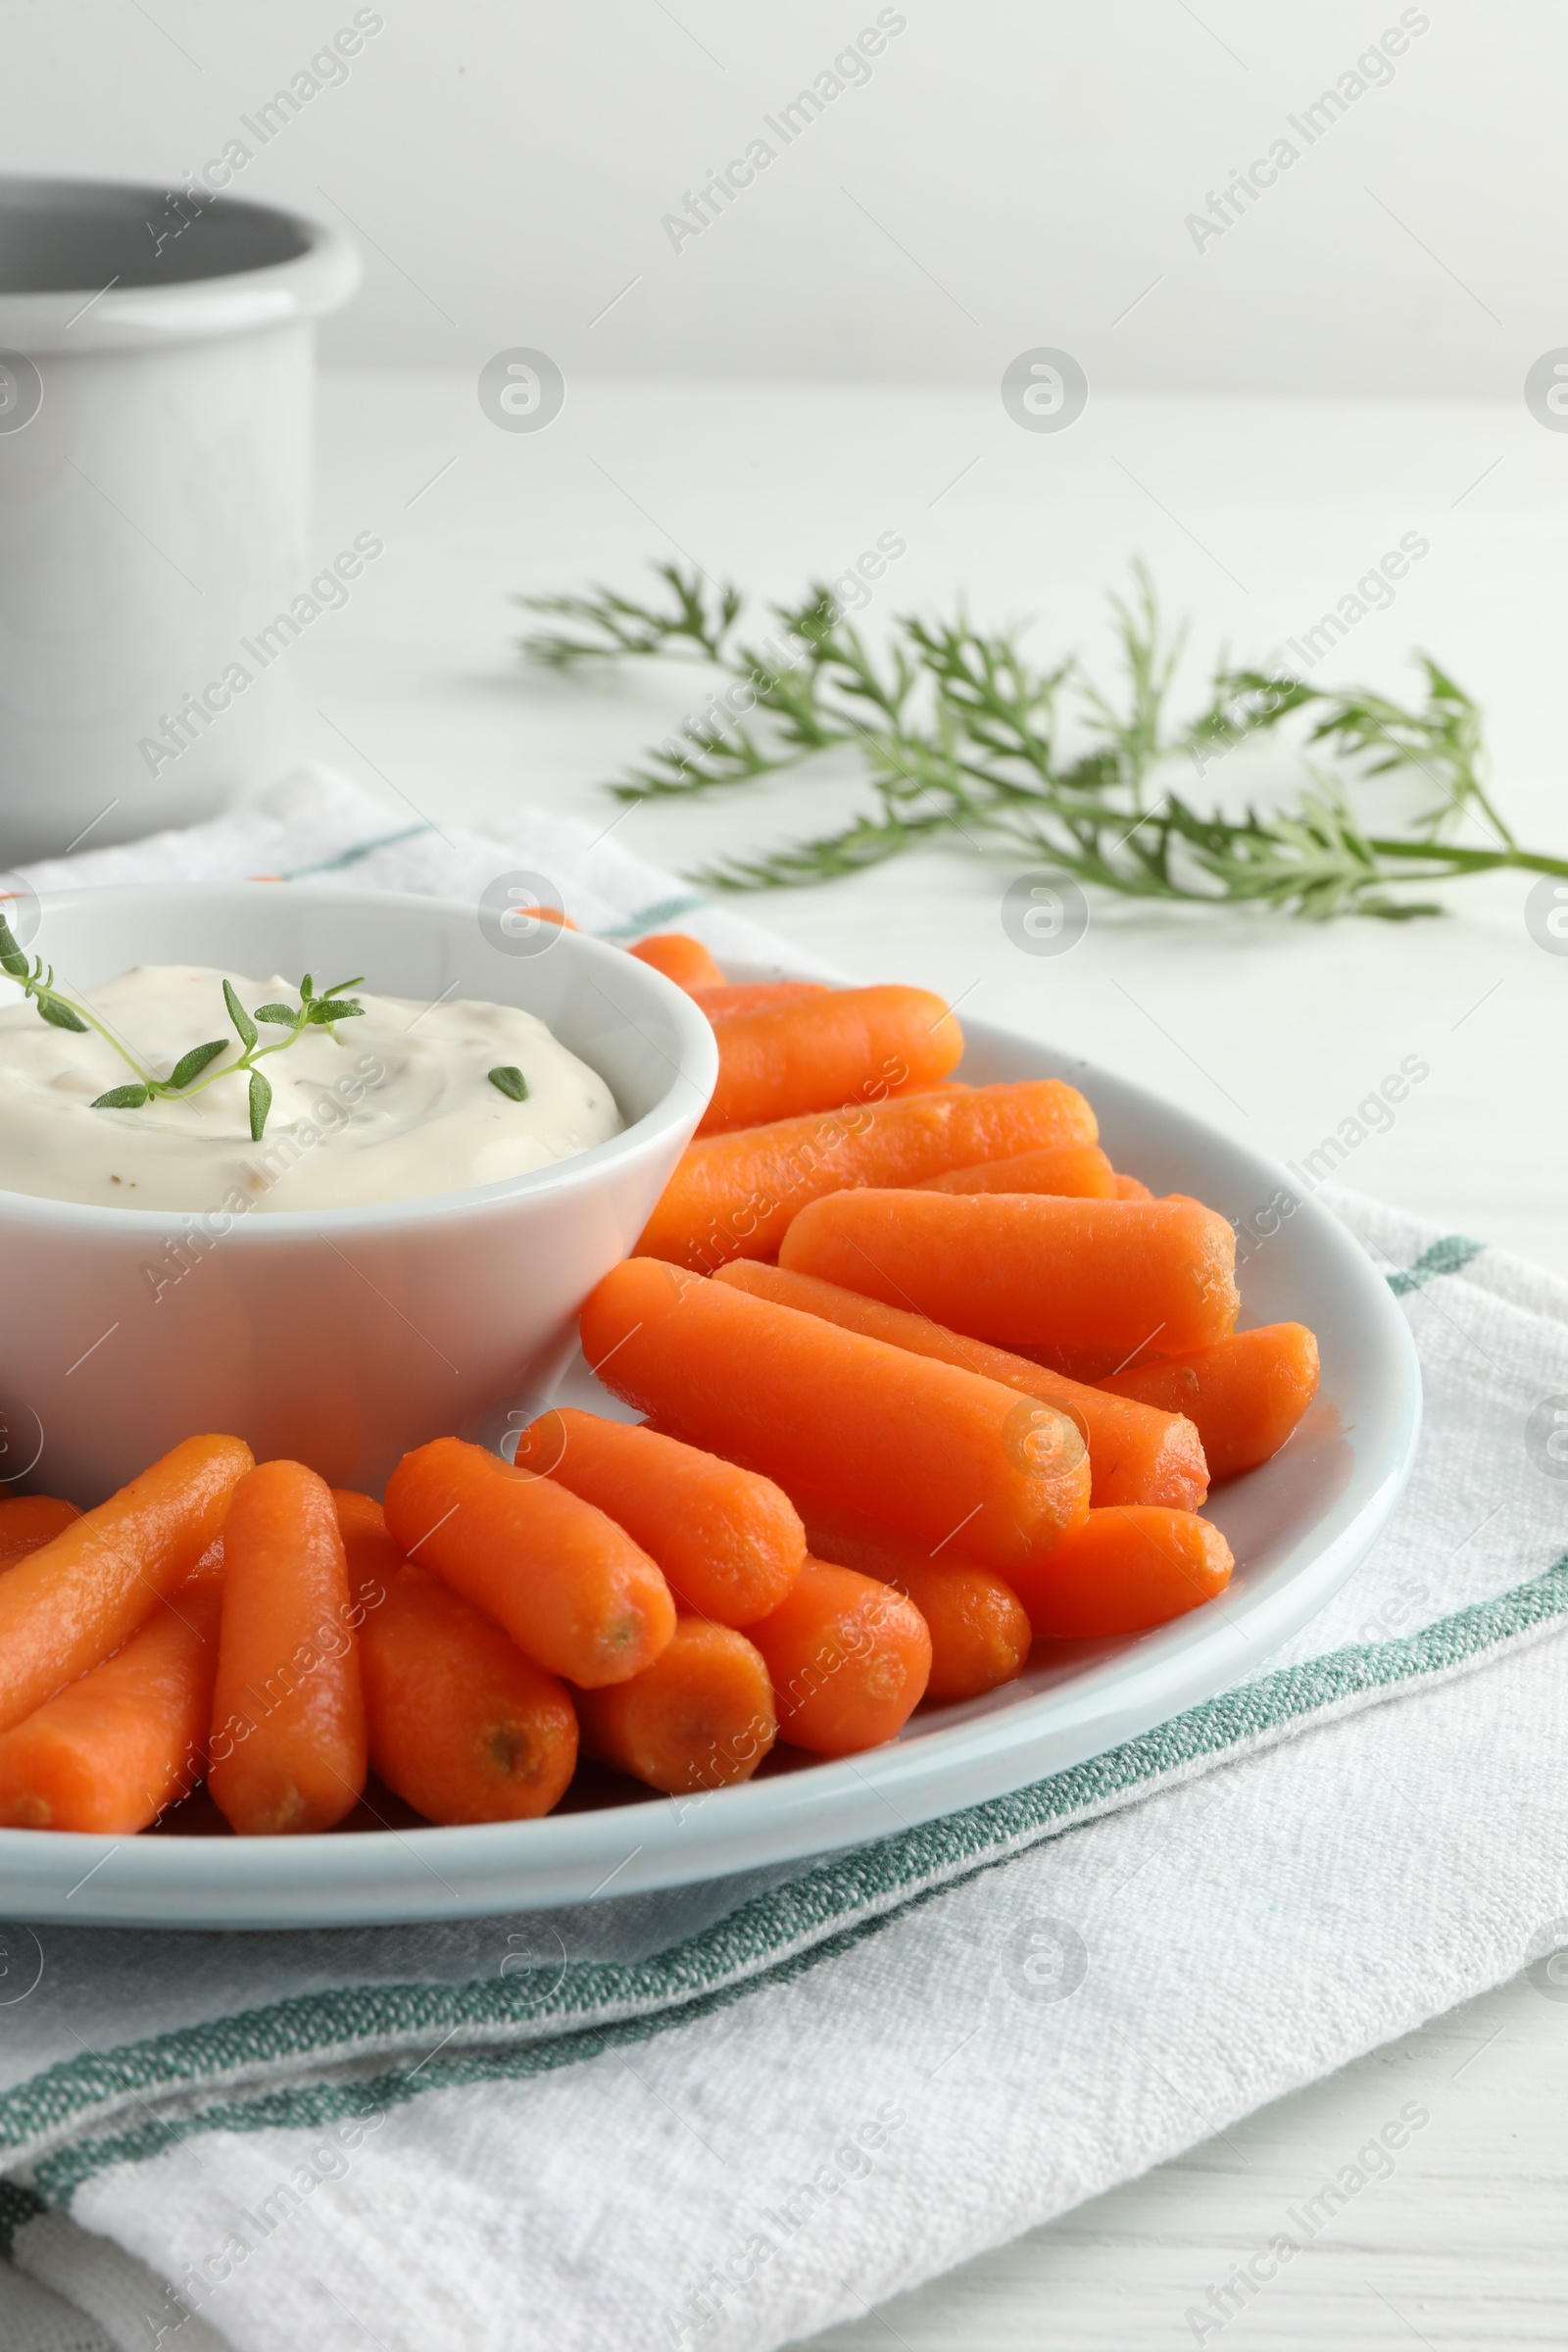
[0,883,717,1502]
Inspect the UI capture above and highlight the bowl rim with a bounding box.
[0,174,361,351]
[0,882,719,1239]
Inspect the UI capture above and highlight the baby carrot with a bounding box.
[748,1559,931,1755]
[331,1487,406,1611]
[715,1262,1208,1509]
[1005,1506,1234,1641]
[0,1435,252,1737]
[639,1078,1098,1270]
[780,1190,1239,1359]
[359,1562,578,1825]
[580,1258,1089,1574]
[186,1536,224,1584]
[208,1460,367,1837]
[383,1437,675,1687]
[697,984,963,1137]
[575,1618,776,1793]
[694,980,829,1021]
[0,1495,81,1563]
[1113,1173,1153,1200]
[801,1507,1031,1703]
[336,1489,576,1819]
[513,1407,804,1627]
[0,1576,224,1833]
[920,1143,1116,1200]
[1101,1323,1321,1482]
[629,932,726,991]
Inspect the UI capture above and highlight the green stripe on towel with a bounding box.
[0,2181,46,2256]
[279,826,435,879]
[599,895,709,943]
[1386,1233,1485,1295]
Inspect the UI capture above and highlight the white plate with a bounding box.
[0,1017,1420,1928]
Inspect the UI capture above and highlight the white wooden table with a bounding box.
[299,372,1568,2349]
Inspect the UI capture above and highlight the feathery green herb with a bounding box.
[518,562,1568,920]
[0,924,364,1139]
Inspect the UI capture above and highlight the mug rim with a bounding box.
[0,174,360,353]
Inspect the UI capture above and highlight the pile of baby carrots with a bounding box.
[0,931,1320,1838]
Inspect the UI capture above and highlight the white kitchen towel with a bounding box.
[10,762,830,981]
[0,773,1565,2352]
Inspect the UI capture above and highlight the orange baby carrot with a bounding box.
[575,1617,776,1793]
[208,1460,367,1837]
[694,980,829,1021]
[801,1507,1031,1703]
[0,1435,252,1737]
[331,1488,406,1612]
[1113,1173,1153,1200]
[1101,1323,1321,1482]
[868,1557,1028,1704]
[513,1407,804,1627]
[920,1143,1116,1200]
[697,984,963,1137]
[748,1559,931,1755]
[1005,1506,1234,1641]
[639,1078,1098,1270]
[0,1494,81,1563]
[1015,1342,1169,1384]
[0,1574,225,1834]
[780,1191,1239,1359]
[180,1537,224,1590]
[383,1437,675,1687]
[580,1258,1089,1574]
[715,1262,1208,1510]
[337,1487,577,1818]
[629,932,726,991]
[358,1562,578,1825]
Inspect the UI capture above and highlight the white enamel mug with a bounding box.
[0,177,359,861]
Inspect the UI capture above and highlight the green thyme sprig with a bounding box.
[518,562,1568,921]
[0,918,364,1140]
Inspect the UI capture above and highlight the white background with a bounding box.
[0,0,1555,395]
[7,7,1568,2349]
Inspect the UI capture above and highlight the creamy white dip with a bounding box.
[0,964,622,1211]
